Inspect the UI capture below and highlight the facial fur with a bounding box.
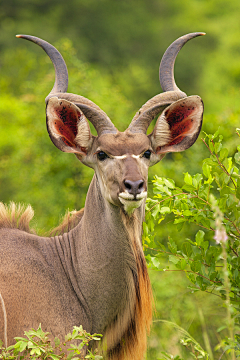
[88,132,151,214]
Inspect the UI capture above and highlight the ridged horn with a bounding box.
[16,35,117,135]
[128,32,205,134]
[160,32,205,93]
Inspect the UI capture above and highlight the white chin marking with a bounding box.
[119,191,147,214]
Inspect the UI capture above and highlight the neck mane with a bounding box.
[105,209,153,360]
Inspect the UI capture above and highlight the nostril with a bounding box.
[138,180,144,191]
[124,181,132,190]
[124,179,145,197]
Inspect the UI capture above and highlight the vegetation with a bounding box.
[0,325,102,360]
[144,130,240,359]
[1,0,240,358]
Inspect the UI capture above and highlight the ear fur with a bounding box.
[149,95,203,155]
[46,97,93,155]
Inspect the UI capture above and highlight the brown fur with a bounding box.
[0,202,35,233]
[104,211,153,360]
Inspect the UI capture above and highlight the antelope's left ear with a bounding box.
[149,95,203,159]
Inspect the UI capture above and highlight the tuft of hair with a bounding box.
[0,202,34,233]
[49,208,84,236]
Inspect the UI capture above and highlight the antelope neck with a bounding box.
[61,174,145,334]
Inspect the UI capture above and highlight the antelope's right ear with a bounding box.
[46,97,93,157]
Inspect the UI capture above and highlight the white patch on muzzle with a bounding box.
[118,191,147,214]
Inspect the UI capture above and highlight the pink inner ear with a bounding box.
[165,105,197,146]
[53,104,80,147]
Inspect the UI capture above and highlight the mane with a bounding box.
[0,202,84,237]
[49,208,84,236]
[0,202,35,233]
[103,211,153,360]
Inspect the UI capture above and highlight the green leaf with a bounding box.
[67,352,75,360]
[183,210,193,217]
[220,186,233,196]
[160,206,171,214]
[196,276,203,288]
[182,242,192,257]
[186,273,196,284]
[202,241,209,251]
[163,178,175,189]
[184,172,192,185]
[202,162,211,178]
[92,336,101,341]
[169,255,180,265]
[168,238,177,254]
[214,141,222,153]
[190,260,202,273]
[236,178,240,200]
[152,204,160,219]
[50,355,60,360]
[54,337,60,347]
[195,230,205,246]
[18,341,28,353]
[182,184,196,192]
[235,152,240,165]
[151,257,161,269]
[192,173,203,188]
[174,218,186,225]
[220,147,228,160]
[180,259,187,270]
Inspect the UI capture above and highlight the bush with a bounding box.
[144,129,240,359]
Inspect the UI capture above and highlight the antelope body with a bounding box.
[0,33,204,359]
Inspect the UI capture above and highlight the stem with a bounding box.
[162,269,222,284]
[198,307,214,360]
[221,240,235,360]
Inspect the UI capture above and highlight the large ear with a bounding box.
[149,95,203,157]
[46,97,93,156]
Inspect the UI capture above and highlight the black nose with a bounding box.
[124,179,145,197]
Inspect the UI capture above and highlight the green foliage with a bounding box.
[0,325,102,360]
[144,130,240,359]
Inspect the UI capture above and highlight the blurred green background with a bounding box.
[1,0,240,358]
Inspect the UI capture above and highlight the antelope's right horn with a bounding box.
[128,32,205,134]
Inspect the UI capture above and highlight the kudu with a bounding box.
[0,32,204,359]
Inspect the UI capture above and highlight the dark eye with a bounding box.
[143,150,151,159]
[97,151,109,161]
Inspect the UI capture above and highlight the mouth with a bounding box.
[118,191,147,214]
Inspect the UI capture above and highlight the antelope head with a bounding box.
[17,33,204,215]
